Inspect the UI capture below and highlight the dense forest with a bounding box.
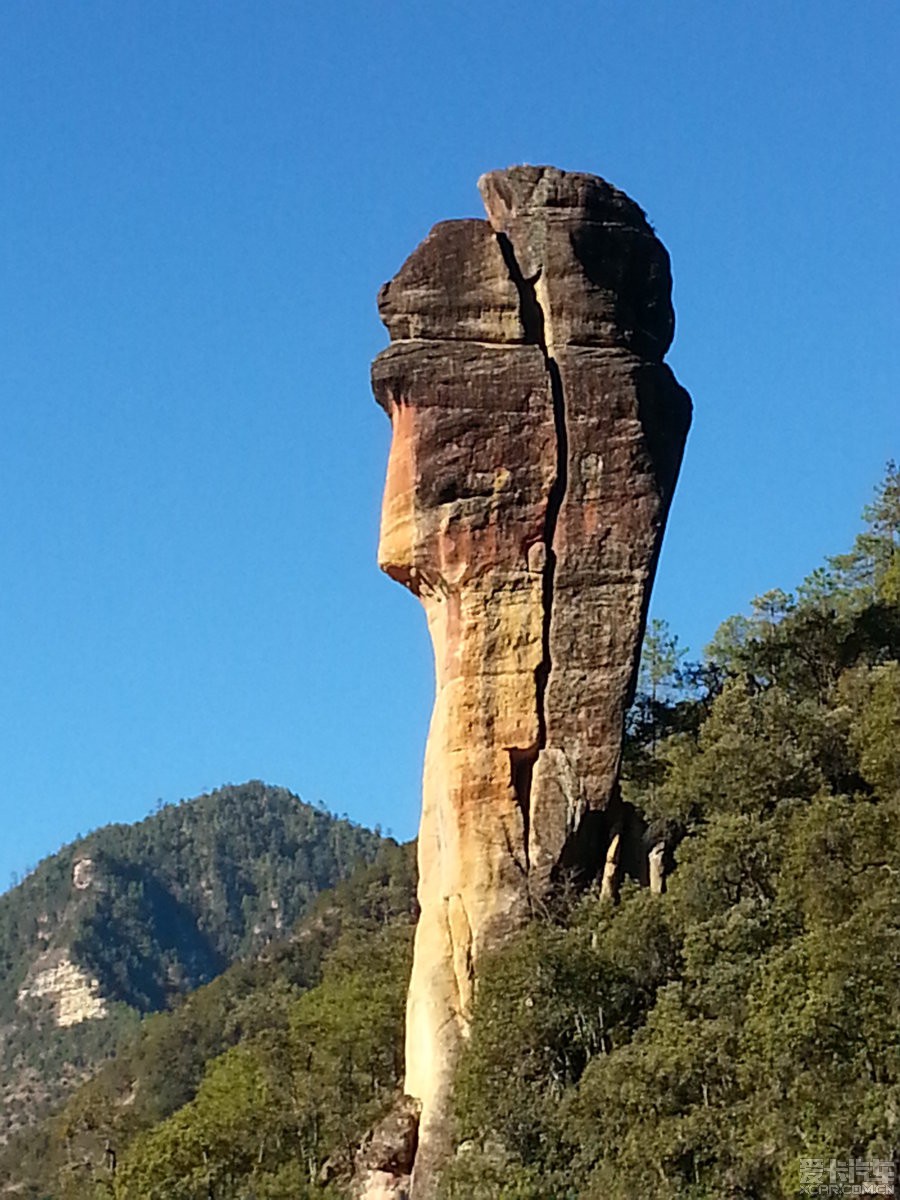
[0,783,388,1142]
[2,465,898,1199]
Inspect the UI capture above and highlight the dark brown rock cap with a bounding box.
[478,164,654,232]
[375,165,676,373]
[376,218,522,345]
[479,164,676,360]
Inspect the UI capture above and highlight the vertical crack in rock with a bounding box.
[446,892,473,1022]
[495,233,546,346]
[507,746,537,876]
[496,232,569,883]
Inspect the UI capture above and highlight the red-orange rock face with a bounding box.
[372,166,692,1198]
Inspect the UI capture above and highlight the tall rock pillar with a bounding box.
[372,166,692,1197]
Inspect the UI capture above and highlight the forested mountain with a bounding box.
[0,782,389,1142]
[0,840,418,1198]
[2,466,898,1200]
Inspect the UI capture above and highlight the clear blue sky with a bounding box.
[1,1,897,890]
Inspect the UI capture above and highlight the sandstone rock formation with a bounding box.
[372,165,692,1197]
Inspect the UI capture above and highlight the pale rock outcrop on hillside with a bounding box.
[18,952,107,1027]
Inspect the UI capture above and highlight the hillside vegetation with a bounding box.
[0,782,388,1141]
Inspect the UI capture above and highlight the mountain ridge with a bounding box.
[0,781,390,1142]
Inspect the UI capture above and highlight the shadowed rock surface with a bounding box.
[372,165,692,1197]
[351,1094,420,1200]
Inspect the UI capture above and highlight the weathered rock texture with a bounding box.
[351,1094,420,1200]
[372,165,692,1197]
